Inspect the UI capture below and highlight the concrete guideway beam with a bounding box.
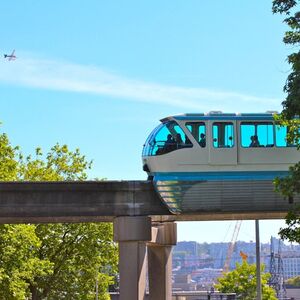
[0,181,169,223]
[0,181,295,223]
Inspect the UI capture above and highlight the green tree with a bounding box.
[286,275,300,287]
[273,0,300,119]
[272,0,300,201]
[272,1,300,243]
[0,133,118,299]
[215,261,277,300]
[31,223,117,300]
[0,224,52,300]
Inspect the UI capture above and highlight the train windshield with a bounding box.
[142,121,192,156]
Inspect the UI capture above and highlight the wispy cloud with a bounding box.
[0,54,281,111]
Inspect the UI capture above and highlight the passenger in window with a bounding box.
[254,135,260,147]
[166,134,174,144]
[199,133,206,148]
[175,133,183,148]
[249,135,260,147]
[164,134,175,153]
[249,136,254,147]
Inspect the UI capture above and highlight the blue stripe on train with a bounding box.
[153,171,289,181]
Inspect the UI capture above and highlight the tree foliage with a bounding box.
[273,0,300,119]
[272,0,300,243]
[286,275,300,286]
[278,207,300,242]
[215,261,277,300]
[0,132,118,299]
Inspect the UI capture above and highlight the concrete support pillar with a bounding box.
[148,222,177,300]
[113,216,152,300]
[148,245,173,300]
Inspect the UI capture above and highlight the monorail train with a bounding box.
[142,112,300,214]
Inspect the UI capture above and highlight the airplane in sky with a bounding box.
[4,50,16,61]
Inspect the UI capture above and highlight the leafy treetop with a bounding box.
[0,131,117,300]
[272,0,300,245]
[215,261,277,300]
[273,0,300,118]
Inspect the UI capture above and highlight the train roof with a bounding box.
[160,111,279,122]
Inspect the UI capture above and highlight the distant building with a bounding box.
[174,239,300,289]
[173,272,197,291]
[282,251,300,279]
[190,268,223,289]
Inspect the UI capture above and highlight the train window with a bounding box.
[275,125,297,147]
[212,122,234,148]
[185,122,206,147]
[275,125,288,147]
[240,122,274,147]
[144,121,192,156]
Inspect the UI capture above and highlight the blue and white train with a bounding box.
[142,112,300,214]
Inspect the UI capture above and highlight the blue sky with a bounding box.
[0,1,292,243]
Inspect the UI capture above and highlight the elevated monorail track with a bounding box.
[0,181,297,224]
